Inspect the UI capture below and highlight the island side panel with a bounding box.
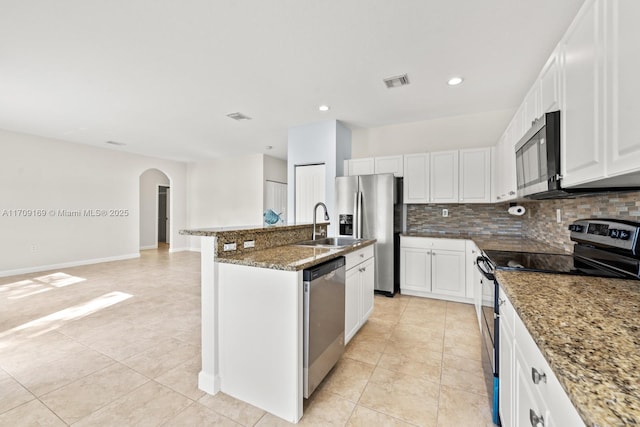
[198,235,221,394]
[218,263,303,423]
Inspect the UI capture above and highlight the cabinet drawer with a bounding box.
[514,311,585,426]
[400,236,466,251]
[400,236,433,249]
[346,245,374,270]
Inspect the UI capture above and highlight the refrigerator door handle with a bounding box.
[353,192,359,238]
[357,191,363,239]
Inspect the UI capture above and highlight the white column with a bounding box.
[198,235,221,394]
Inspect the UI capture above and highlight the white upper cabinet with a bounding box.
[459,148,492,203]
[540,52,562,114]
[523,83,541,131]
[347,158,375,176]
[374,155,404,177]
[430,150,459,203]
[604,0,640,178]
[403,153,430,203]
[495,133,517,202]
[561,0,606,187]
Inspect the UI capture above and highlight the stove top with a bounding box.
[483,250,628,278]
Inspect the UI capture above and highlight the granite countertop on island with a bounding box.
[402,232,569,254]
[217,239,376,271]
[496,270,640,427]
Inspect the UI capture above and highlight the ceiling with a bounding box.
[0,0,585,162]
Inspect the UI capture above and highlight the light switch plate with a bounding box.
[223,242,237,251]
[243,240,255,248]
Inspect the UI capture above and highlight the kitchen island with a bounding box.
[496,270,640,426]
[180,223,375,423]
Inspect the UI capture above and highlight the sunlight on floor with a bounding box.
[0,291,133,346]
[0,272,86,299]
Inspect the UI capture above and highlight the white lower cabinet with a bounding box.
[400,236,468,302]
[344,246,375,344]
[499,286,584,427]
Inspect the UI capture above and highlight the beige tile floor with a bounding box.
[0,248,495,426]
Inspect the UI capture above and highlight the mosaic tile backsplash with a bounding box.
[406,203,524,235]
[522,190,640,252]
[407,190,640,251]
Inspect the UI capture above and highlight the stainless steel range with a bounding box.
[476,218,640,426]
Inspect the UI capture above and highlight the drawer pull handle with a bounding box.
[532,367,547,384]
[360,254,364,258]
[498,298,506,307]
[529,409,544,427]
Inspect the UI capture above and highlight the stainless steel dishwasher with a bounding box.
[303,256,346,398]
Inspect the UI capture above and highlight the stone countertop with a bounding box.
[217,239,376,271]
[179,222,327,237]
[401,233,569,254]
[495,270,640,427]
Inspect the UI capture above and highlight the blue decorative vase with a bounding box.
[263,209,282,225]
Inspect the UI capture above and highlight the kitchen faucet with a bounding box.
[312,202,329,240]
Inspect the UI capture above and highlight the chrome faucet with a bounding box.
[312,202,330,240]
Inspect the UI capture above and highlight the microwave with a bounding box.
[515,110,562,199]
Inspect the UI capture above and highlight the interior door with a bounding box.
[295,164,326,223]
[265,180,288,222]
[158,186,169,243]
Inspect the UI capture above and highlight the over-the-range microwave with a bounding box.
[515,110,640,199]
[515,110,562,199]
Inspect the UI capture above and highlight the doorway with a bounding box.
[139,168,170,251]
[158,186,170,245]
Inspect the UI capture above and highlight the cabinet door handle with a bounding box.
[531,367,547,384]
[509,190,516,195]
[360,254,364,258]
[498,298,505,307]
[529,409,544,427]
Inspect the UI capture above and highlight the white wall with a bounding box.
[287,120,351,235]
[0,128,188,277]
[187,154,265,250]
[139,169,170,249]
[351,109,515,157]
[263,155,287,184]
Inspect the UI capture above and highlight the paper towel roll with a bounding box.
[508,205,526,216]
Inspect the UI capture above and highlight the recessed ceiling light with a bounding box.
[447,77,464,86]
[319,105,330,112]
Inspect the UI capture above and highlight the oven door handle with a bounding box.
[476,256,496,281]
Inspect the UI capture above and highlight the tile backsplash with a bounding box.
[522,190,640,252]
[407,190,640,251]
[406,203,523,235]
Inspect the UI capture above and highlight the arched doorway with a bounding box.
[139,168,171,250]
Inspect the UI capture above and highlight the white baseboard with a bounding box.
[400,289,473,305]
[168,247,191,253]
[198,370,221,395]
[187,246,202,253]
[0,253,141,278]
[140,244,158,250]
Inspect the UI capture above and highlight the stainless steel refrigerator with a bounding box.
[335,173,402,296]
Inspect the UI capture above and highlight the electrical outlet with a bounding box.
[556,208,562,223]
[223,242,237,251]
[243,240,255,248]
[442,209,449,217]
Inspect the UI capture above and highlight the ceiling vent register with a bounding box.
[227,112,252,121]
[383,74,410,88]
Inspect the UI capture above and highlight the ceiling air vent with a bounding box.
[227,112,252,121]
[105,140,126,146]
[383,74,410,89]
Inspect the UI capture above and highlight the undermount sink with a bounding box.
[295,237,365,248]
